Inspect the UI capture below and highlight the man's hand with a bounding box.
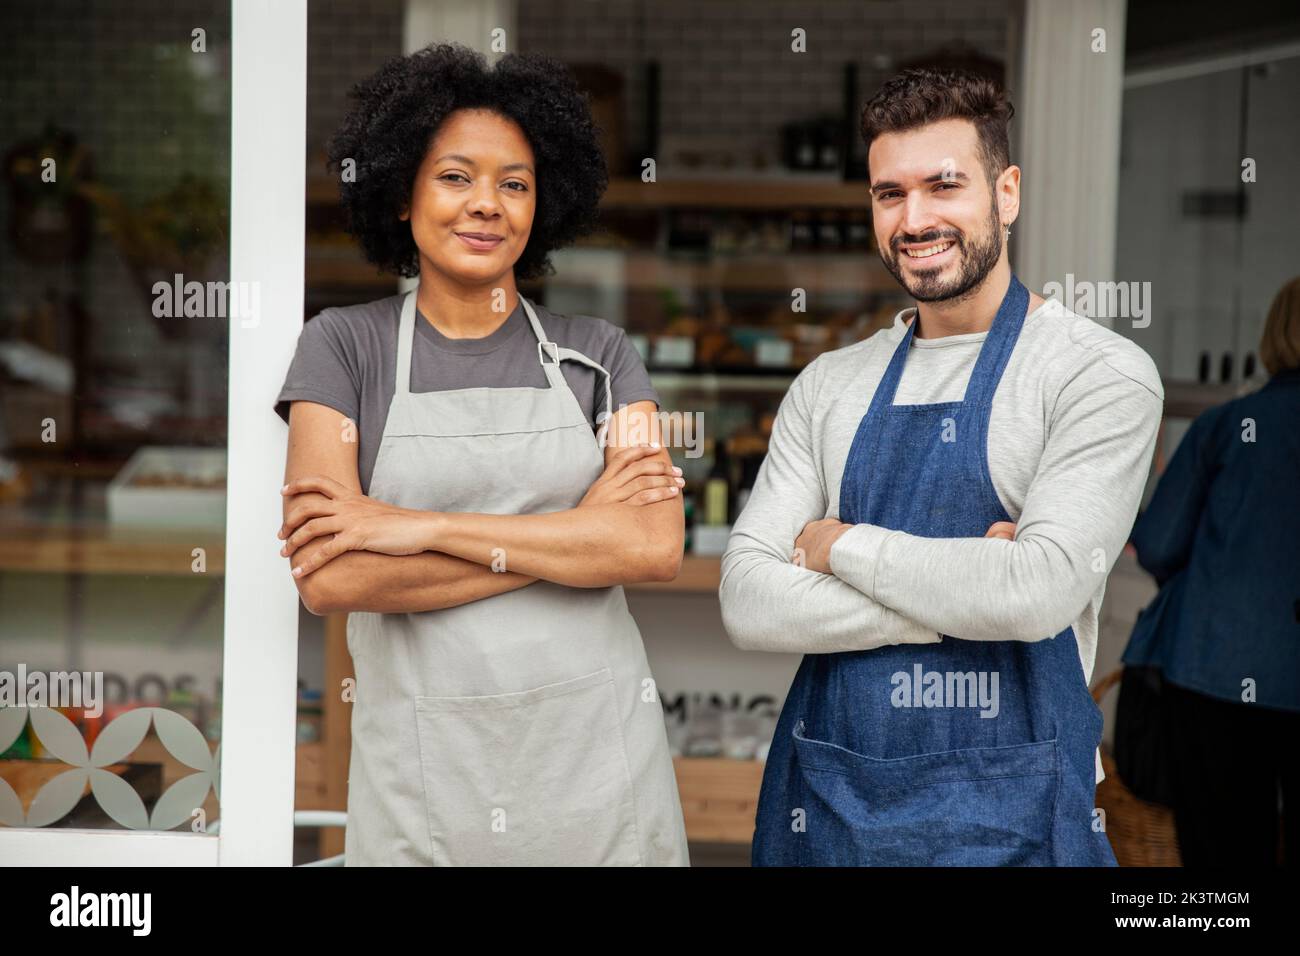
[795,518,1016,575]
[578,443,684,507]
[793,518,851,573]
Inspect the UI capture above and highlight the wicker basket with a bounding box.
[1091,667,1182,866]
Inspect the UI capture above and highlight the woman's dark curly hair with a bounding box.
[326,43,607,281]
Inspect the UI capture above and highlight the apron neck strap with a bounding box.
[876,273,1030,408]
[396,290,417,396]
[963,273,1029,406]
[522,295,569,392]
[525,296,614,424]
[395,290,614,423]
[395,290,558,395]
[520,294,548,345]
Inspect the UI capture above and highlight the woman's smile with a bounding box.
[454,230,505,251]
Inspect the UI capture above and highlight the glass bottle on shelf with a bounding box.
[790,210,815,251]
[816,209,844,250]
[845,208,872,251]
[691,437,734,556]
[703,437,730,526]
[729,424,769,518]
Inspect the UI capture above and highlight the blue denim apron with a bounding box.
[753,275,1116,866]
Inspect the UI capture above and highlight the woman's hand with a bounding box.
[984,521,1016,541]
[578,443,685,507]
[278,475,434,578]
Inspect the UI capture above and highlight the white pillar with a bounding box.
[224,0,308,866]
[1015,0,1127,325]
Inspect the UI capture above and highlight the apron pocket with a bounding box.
[792,720,1059,866]
[414,667,643,866]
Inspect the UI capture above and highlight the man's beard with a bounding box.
[879,201,1003,303]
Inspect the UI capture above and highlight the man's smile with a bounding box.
[902,240,955,260]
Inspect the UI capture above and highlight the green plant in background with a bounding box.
[658,287,687,321]
[80,173,226,273]
[82,38,230,269]
[58,41,234,334]
[100,38,231,210]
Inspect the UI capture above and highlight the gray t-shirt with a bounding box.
[275,293,659,493]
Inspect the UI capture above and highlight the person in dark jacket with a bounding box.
[1127,275,1300,866]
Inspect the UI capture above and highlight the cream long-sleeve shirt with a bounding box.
[718,298,1164,783]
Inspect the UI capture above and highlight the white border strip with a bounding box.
[0,829,219,867]
[222,0,307,866]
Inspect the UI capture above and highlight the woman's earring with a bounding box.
[1004,225,1011,242]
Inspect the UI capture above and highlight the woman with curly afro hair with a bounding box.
[274,43,689,866]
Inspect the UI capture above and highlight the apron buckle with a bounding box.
[538,340,560,366]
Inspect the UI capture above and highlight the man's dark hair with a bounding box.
[327,42,607,281]
[860,67,1014,186]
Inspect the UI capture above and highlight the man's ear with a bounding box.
[998,164,1022,226]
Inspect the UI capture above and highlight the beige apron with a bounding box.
[342,289,689,866]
